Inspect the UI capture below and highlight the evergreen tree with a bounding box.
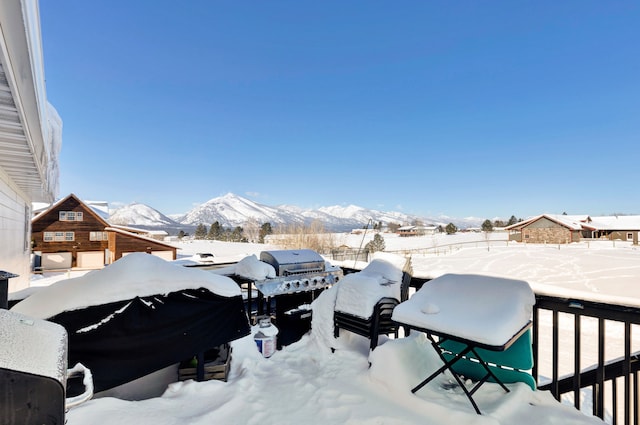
[177,230,185,239]
[208,221,222,240]
[365,233,386,253]
[482,219,494,232]
[194,223,207,239]
[507,215,518,226]
[231,226,244,242]
[259,222,273,243]
[445,223,458,235]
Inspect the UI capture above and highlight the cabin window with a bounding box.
[59,211,83,221]
[44,231,75,242]
[628,233,633,240]
[90,232,108,241]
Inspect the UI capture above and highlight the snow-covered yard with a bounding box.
[17,233,640,424]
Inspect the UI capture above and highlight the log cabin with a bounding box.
[32,194,177,270]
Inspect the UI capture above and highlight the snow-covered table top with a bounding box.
[334,255,406,319]
[391,273,535,347]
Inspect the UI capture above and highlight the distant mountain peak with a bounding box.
[109,193,483,231]
[109,202,178,227]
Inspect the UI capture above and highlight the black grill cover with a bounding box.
[48,287,250,393]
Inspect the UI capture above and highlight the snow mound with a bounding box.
[12,253,241,319]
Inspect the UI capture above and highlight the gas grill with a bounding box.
[255,249,343,297]
[235,249,343,348]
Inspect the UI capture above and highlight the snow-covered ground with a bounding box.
[18,232,640,424]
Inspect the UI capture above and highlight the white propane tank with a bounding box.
[253,315,278,358]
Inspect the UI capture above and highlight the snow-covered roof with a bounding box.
[505,214,585,231]
[104,227,177,249]
[584,215,640,231]
[506,213,640,232]
[108,224,151,234]
[32,193,110,226]
[11,253,241,319]
[85,200,110,219]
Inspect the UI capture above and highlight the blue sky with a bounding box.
[40,1,640,220]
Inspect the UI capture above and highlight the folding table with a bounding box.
[391,273,536,414]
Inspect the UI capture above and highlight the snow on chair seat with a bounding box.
[333,255,412,351]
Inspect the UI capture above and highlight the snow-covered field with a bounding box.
[21,232,640,424]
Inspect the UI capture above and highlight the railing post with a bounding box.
[0,271,19,309]
[552,310,560,400]
[625,322,631,425]
[532,306,540,384]
[574,313,581,410]
[597,317,606,419]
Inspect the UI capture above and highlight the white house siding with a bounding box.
[0,170,31,291]
[0,0,61,292]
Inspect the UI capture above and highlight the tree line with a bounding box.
[188,221,274,243]
[179,214,523,242]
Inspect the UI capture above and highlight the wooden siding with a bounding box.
[32,194,177,269]
[32,196,109,267]
[108,231,177,262]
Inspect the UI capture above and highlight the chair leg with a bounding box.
[370,333,378,351]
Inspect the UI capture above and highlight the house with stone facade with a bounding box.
[505,214,586,244]
[506,214,640,245]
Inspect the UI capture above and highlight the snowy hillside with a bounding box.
[178,193,306,228]
[109,203,178,227]
[107,193,485,231]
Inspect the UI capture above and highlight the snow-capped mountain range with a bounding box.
[108,193,484,232]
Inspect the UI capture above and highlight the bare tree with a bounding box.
[243,218,260,243]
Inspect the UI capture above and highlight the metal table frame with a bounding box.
[400,321,532,414]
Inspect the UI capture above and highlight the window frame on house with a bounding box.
[89,231,108,241]
[59,211,84,222]
[44,231,75,242]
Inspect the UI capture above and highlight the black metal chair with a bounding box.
[333,271,411,351]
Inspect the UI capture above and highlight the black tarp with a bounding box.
[48,287,250,393]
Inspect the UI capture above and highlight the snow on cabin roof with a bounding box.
[32,194,110,224]
[11,253,242,319]
[85,200,110,219]
[104,227,176,249]
[108,224,148,234]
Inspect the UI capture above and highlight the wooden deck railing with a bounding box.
[533,293,640,425]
